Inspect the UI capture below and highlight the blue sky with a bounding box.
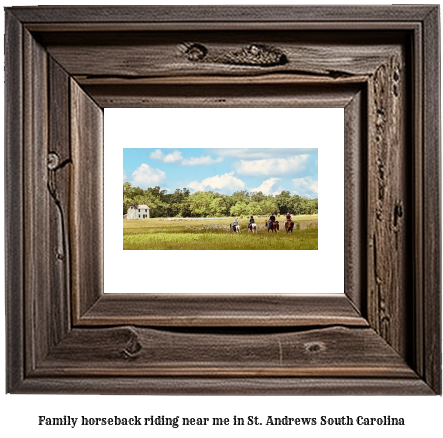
[123,148,318,198]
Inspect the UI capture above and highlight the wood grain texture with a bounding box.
[42,32,402,80]
[25,23,425,34]
[70,81,104,320]
[48,58,72,346]
[8,5,436,23]
[38,326,414,378]
[422,6,441,394]
[13,376,433,396]
[84,83,360,109]
[76,73,368,86]
[344,90,366,314]
[411,19,425,383]
[23,30,50,373]
[366,50,409,358]
[5,10,24,393]
[79,294,367,327]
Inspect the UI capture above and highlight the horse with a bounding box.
[230,223,240,233]
[285,220,294,233]
[248,223,257,233]
[265,220,279,233]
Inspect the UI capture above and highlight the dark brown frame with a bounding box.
[5,6,441,394]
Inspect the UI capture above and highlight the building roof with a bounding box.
[129,204,150,209]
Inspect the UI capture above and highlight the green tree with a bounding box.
[290,195,303,216]
[123,182,144,214]
[259,199,278,216]
[306,198,318,215]
[164,188,191,217]
[209,197,227,217]
[230,201,248,217]
[231,190,250,204]
[123,196,132,215]
[136,186,169,218]
[250,191,267,203]
[189,191,215,217]
[247,201,262,216]
[275,190,292,215]
[123,182,318,219]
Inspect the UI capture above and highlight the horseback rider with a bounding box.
[232,218,239,232]
[248,216,255,230]
[268,213,276,229]
[285,212,292,226]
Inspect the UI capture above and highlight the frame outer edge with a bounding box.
[4,5,441,395]
[5,11,24,392]
[6,5,437,23]
[423,6,441,395]
[12,377,435,396]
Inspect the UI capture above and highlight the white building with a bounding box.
[127,204,150,219]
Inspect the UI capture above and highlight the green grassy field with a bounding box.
[123,215,318,250]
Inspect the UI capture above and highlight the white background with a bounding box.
[105,108,344,294]
[1,1,442,438]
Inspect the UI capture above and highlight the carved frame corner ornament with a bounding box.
[5,5,441,394]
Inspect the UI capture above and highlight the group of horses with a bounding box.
[229,220,295,234]
[265,219,295,233]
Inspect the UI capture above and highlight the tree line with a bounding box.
[123,182,318,218]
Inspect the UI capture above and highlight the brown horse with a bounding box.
[265,220,279,233]
[285,220,294,233]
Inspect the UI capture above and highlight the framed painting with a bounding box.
[5,5,441,394]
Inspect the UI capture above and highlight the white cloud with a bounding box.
[149,149,221,165]
[189,172,245,192]
[182,155,223,165]
[131,163,166,188]
[235,155,309,176]
[251,178,282,195]
[149,149,164,160]
[293,177,318,197]
[123,170,127,181]
[149,149,182,163]
[163,151,183,163]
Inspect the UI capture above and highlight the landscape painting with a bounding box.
[123,148,318,250]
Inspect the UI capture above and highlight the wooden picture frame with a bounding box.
[5,5,441,394]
